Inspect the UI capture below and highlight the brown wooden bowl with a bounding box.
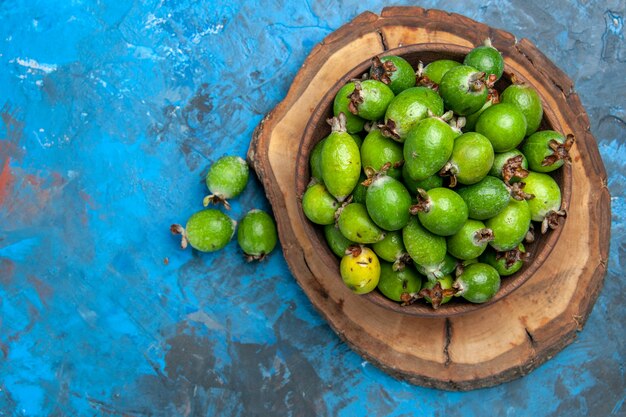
[250,7,609,389]
[295,43,572,318]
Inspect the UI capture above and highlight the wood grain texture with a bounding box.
[248,7,610,390]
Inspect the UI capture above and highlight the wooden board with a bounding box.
[247,7,611,391]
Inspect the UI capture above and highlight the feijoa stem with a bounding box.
[370,56,396,85]
[334,195,353,225]
[203,194,232,210]
[327,112,348,133]
[418,282,459,310]
[244,252,267,263]
[496,246,530,268]
[438,110,454,122]
[508,182,535,201]
[439,161,459,188]
[502,155,529,184]
[474,228,495,245]
[468,71,486,92]
[508,72,523,85]
[345,244,363,257]
[409,188,432,215]
[449,116,466,133]
[362,162,392,187]
[416,61,425,77]
[392,252,413,272]
[378,119,401,141]
[415,62,439,90]
[170,224,188,249]
[363,121,378,133]
[525,224,536,243]
[542,209,567,234]
[487,88,501,104]
[400,292,416,305]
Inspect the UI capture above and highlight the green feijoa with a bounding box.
[302,183,339,225]
[348,79,395,121]
[463,39,505,81]
[370,55,416,95]
[309,134,363,182]
[501,83,543,136]
[421,274,455,307]
[447,219,494,260]
[416,252,458,281]
[333,82,366,133]
[349,133,363,148]
[366,175,412,231]
[402,164,444,194]
[321,115,361,202]
[441,132,494,186]
[456,176,511,220]
[204,156,249,209]
[454,262,501,303]
[351,172,368,204]
[237,209,277,261]
[324,224,356,258]
[377,262,422,302]
[171,209,236,252]
[309,137,327,182]
[439,65,489,116]
[360,129,403,179]
[311,135,362,183]
[522,171,565,232]
[380,87,444,142]
[411,187,468,236]
[463,94,497,132]
[372,230,411,270]
[420,59,461,85]
[490,149,529,184]
[475,103,527,152]
[372,230,404,262]
[486,199,531,251]
[480,243,527,276]
[340,246,380,294]
[337,202,385,244]
[522,131,574,173]
[403,117,456,181]
[402,216,447,269]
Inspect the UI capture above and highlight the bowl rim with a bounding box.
[295,42,572,318]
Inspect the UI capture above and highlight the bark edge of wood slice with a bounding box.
[247,6,611,391]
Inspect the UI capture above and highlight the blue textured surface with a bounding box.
[0,1,624,416]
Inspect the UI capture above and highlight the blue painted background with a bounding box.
[1,1,624,416]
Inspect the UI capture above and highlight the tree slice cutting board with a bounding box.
[247,7,610,391]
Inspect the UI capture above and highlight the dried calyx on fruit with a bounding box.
[417,280,459,309]
[347,79,395,121]
[507,181,535,201]
[501,154,529,184]
[370,56,397,85]
[496,245,530,269]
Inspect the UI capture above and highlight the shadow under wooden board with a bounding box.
[247,7,611,391]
